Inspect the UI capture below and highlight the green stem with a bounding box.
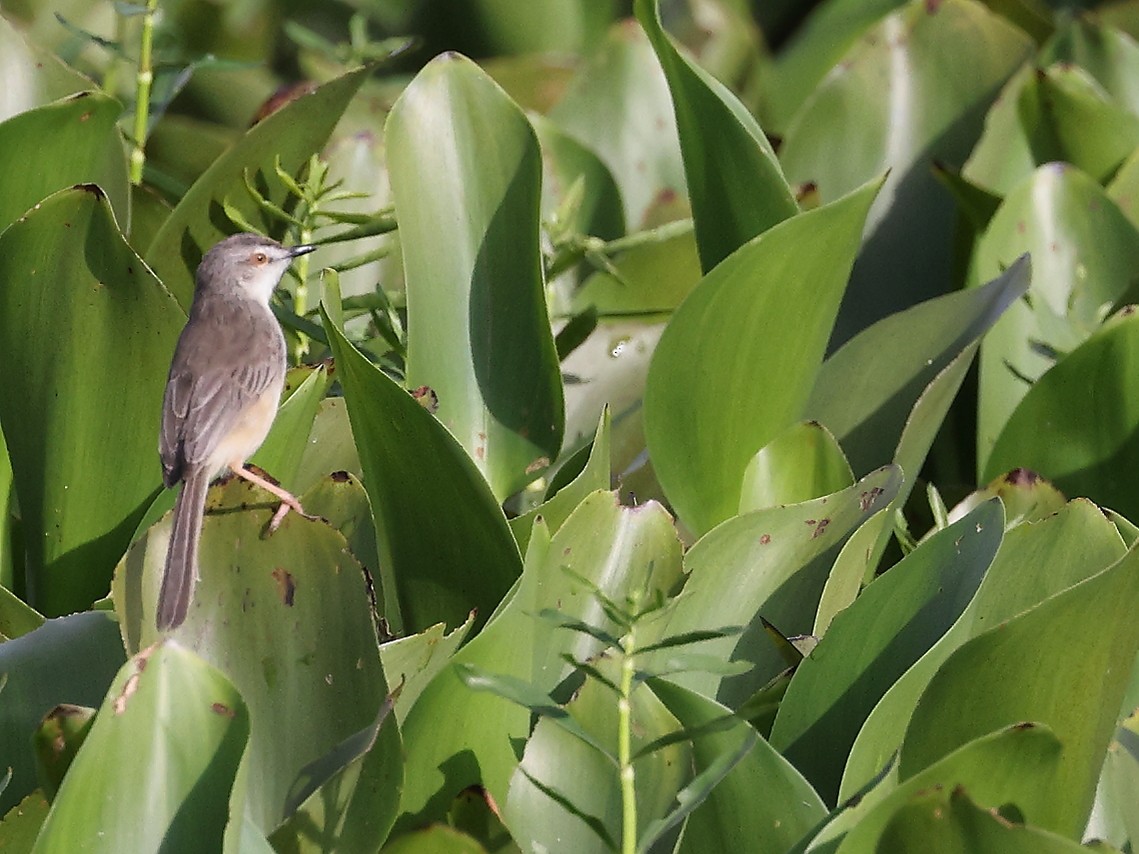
[618,631,637,854]
[129,0,159,186]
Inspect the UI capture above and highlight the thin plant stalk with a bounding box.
[618,628,637,854]
[129,0,159,185]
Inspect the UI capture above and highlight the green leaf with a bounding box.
[806,256,1030,478]
[386,53,564,500]
[32,704,94,800]
[973,166,1139,466]
[1042,18,1139,117]
[395,494,683,830]
[985,307,1139,520]
[769,500,1003,804]
[380,826,488,854]
[877,786,1097,853]
[0,790,49,851]
[739,421,854,513]
[641,466,901,706]
[0,584,43,641]
[842,498,1127,802]
[780,0,1032,343]
[503,655,688,854]
[0,91,129,235]
[31,643,249,854]
[651,680,826,854]
[548,22,686,231]
[644,180,881,535]
[0,186,183,617]
[1089,711,1139,849]
[323,303,522,635]
[508,408,611,556]
[0,613,125,816]
[145,65,372,309]
[822,724,1064,852]
[379,615,475,725]
[113,475,389,834]
[0,16,99,121]
[635,0,796,272]
[900,537,1139,837]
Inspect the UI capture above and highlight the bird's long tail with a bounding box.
[157,468,209,630]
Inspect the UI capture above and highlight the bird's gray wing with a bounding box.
[160,302,282,483]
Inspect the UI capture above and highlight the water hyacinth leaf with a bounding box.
[146,65,372,308]
[379,826,488,854]
[900,539,1139,837]
[971,174,1139,468]
[779,0,1032,344]
[806,255,1030,478]
[503,656,688,854]
[651,680,826,854]
[984,307,1139,520]
[1042,18,1139,116]
[1088,711,1139,849]
[0,790,49,850]
[635,0,797,272]
[821,724,1064,852]
[945,467,1067,529]
[379,614,475,725]
[0,91,129,235]
[508,408,611,556]
[842,498,1127,802]
[967,63,1139,197]
[549,20,686,231]
[0,583,43,641]
[0,16,99,121]
[644,180,880,536]
[0,612,125,816]
[31,643,249,854]
[769,500,1003,804]
[33,704,94,800]
[324,306,522,634]
[812,508,891,637]
[0,186,183,617]
[387,53,564,500]
[113,475,388,834]
[395,494,682,830]
[640,466,900,707]
[739,421,854,514]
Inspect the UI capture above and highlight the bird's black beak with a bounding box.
[288,244,317,258]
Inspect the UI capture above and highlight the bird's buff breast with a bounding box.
[206,375,284,474]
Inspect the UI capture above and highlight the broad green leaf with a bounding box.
[984,307,1139,520]
[644,180,880,535]
[843,498,1127,801]
[0,91,129,235]
[323,305,522,635]
[145,65,372,309]
[293,397,362,495]
[503,656,689,854]
[876,781,1093,853]
[812,509,891,637]
[1088,711,1139,850]
[739,421,854,513]
[0,584,43,641]
[0,790,48,851]
[386,53,564,500]
[114,476,388,834]
[508,408,611,555]
[380,826,488,854]
[642,466,900,707]
[900,537,1139,837]
[0,16,97,121]
[1042,18,1139,116]
[946,467,1067,530]
[250,364,331,493]
[0,186,182,616]
[395,494,683,830]
[379,615,475,725]
[967,63,1139,196]
[32,643,249,854]
[549,20,687,230]
[973,165,1139,469]
[780,0,1032,344]
[769,501,1003,804]
[822,724,1064,852]
[0,612,125,816]
[806,256,1030,478]
[651,680,826,854]
[635,0,797,271]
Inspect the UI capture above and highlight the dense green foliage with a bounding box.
[2,0,1139,851]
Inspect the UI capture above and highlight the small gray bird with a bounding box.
[157,233,315,631]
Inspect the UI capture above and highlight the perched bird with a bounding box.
[157,233,315,630]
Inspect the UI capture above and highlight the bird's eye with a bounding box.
[252,252,268,264]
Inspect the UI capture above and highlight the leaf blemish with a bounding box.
[759,534,771,545]
[271,567,297,606]
[211,702,236,718]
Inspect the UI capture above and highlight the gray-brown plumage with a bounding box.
[157,233,315,631]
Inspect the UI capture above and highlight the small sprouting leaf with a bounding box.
[636,627,744,655]
[535,609,623,649]
[517,767,619,852]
